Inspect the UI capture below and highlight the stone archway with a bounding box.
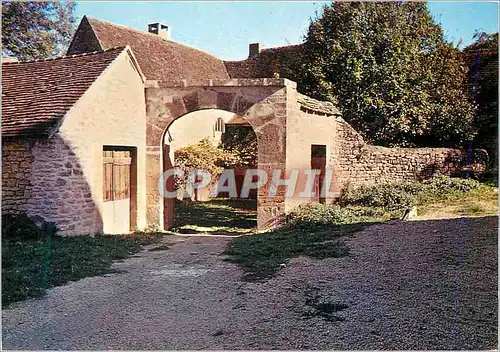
[160,108,255,228]
[144,78,295,230]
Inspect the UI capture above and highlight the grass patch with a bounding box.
[2,232,162,307]
[171,198,257,232]
[458,203,486,215]
[418,184,498,218]
[224,177,497,281]
[224,221,369,281]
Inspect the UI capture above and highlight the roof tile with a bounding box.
[2,47,125,137]
[84,17,229,82]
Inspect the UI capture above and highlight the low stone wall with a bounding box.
[333,118,488,188]
[2,140,34,214]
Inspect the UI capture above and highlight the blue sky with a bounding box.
[74,1,499,60]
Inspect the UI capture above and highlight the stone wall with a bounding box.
[284,88,488,212]
[332,117,488,187]
[28,135,99,234]
[2,140,34,214]
[35,136,99,233]
[2,136,100,234]
[284,86,340,212]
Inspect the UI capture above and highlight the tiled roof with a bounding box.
[81,17,229,82]
[297,93,341,116]
[2,47,125,137]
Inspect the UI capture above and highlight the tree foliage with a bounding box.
[174,138,233,183]
[464,32,498,166]
[220,125,258,168]
[299,2,474,147]
[2,1,76,60]
[173,127,258,189]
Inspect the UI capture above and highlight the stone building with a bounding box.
[2,16,486,235]
[2,46,146,234]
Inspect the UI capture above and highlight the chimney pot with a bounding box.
[249,43,261,58]
[148,22,170,40]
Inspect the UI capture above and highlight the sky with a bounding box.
[74,1,499,61]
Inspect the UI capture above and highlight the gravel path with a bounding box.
[2,216,497,350]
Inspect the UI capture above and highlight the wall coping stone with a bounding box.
[145,78,297,89]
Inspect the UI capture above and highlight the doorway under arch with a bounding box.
[145,79,292,231]
[160,108,259,230]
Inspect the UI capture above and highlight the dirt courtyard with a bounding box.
[2,216,497,350]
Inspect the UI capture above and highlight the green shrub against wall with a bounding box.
[2,213,58,242]
[341,176,481,209]
[286,176,483,228]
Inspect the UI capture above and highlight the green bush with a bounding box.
[287,204,356,225]
[2,213,58,242]
[421,175,480,193]
[341,183,416,209]
[418,176,481,203]
[287,203,395,227]
[340,176,481,209]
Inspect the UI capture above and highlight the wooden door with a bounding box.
[311,145,327,203]
[163,144,175,229]
[103,149,132,234]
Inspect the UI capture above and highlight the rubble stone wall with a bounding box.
[2,140,34,214]
[332,118,488,188]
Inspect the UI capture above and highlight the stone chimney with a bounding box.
[249,43,261,58]
[148,22,170,40]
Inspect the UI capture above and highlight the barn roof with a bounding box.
[70,16,230,82]
[224,43,305,79]
[2,46,127,138]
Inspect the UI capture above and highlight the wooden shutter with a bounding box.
[103,150,131,202]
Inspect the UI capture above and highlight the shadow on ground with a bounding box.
[2,216,497,350]
[170,199,257,235]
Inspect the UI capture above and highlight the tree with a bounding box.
[220,125,258,168]
[174,138,234,189]
[2,2,76,60]
[299,2,474,147]
[174,130,258,193]
[464,32,498,168]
